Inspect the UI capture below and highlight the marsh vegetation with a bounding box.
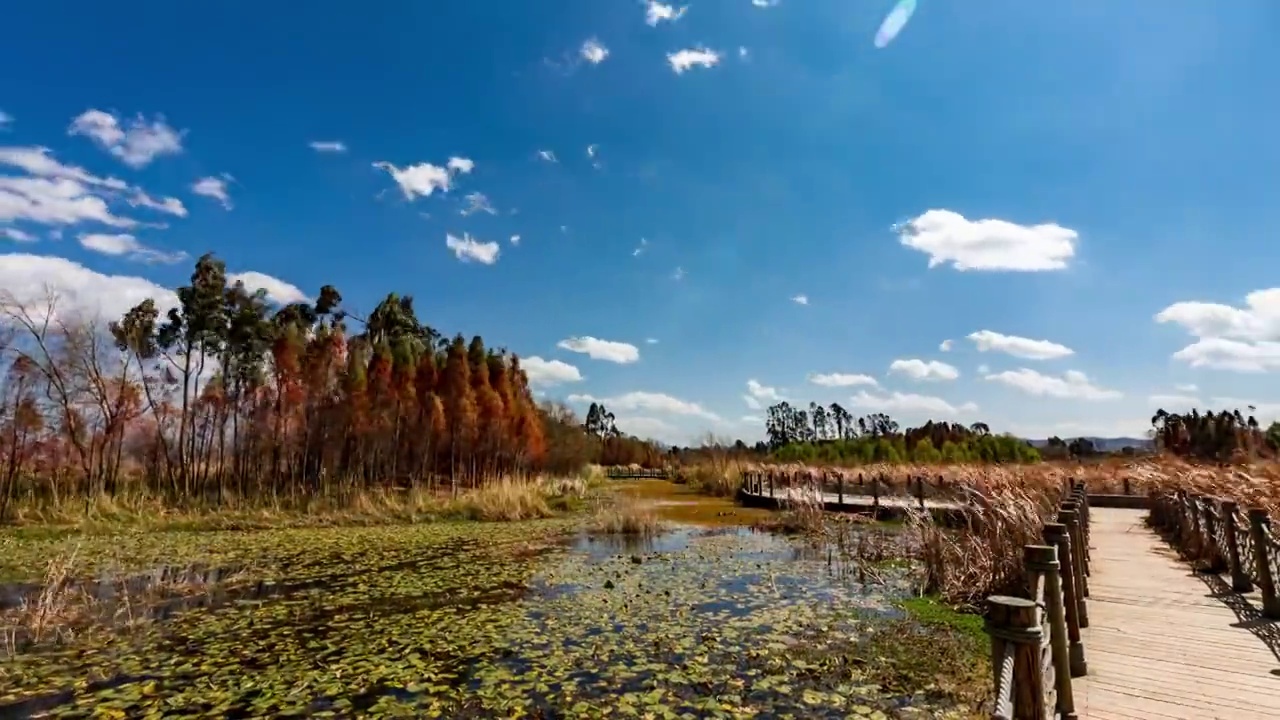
[1,480,994,719]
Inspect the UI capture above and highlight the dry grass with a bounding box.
[447,476,589,522]
[693,458,1177,498]
[1,548,249,659]
[588,496,665,537]
[3,474,592,531]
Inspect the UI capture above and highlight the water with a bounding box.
[0,504,972,718]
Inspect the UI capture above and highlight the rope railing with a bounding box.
[1150,491,1280,617]
[985,481,1089,720]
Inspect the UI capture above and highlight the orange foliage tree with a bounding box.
[0,252,668,516]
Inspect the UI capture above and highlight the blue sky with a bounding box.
[3,0,1280,445]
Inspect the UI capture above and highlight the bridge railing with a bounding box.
[603,466,672,480]
[738,469,945,510]
[1151,491,1280,618]
[984,481,1091,720]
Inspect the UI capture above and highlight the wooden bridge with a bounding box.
[603,466,671,480]
[737,470,967,523]
[986,485,1280,718]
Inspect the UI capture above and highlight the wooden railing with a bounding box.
[984,481,1091,720]
[1150,491,1280,618]
[739,469,946,508]
[603,466,671,480]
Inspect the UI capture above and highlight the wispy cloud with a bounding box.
[192,175,234,210]
[668,48,722,74]
[645,2,688,26]
[581,38,609,64]
[445,232,500,265]
[309,140,348,153]
[67,109,185,168]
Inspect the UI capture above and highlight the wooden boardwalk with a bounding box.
[740,486,963,511]
[1076,507,1280,719]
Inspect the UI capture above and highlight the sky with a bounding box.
[2,0,1280,446]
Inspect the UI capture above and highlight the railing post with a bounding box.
[1222,501,1253,593]
[1072,482,1091,568]
[985,595,1044,720]
[1044,522,1087,677]
[917,476,926,511]
[1026,544,1076,719]
[1123,478,1131,496]
[1200,497,1227,573]
[1058,506,1089,627]
[1247,509,1280,619]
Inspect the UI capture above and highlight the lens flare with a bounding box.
[874,0,917,49]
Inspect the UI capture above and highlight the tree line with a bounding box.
[761,401,1041,464]
[1151,407,1280,461]
[0,253,660,519]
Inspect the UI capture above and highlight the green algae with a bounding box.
[2,519,988,718]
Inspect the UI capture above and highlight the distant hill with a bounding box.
[1026,436,1155,452]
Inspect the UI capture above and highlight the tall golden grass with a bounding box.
[4,475,592,530]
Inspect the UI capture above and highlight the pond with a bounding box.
[0,496,987,718]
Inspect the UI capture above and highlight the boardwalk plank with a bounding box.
[1078,507,1280,719]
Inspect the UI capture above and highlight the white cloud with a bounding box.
[309,140,348,153]
[751,0,780,7]
[1148,393,1199,409]
[0,111,11,130]
[568,391,719,421]
[645,1,687,26]
[510,234,521,245]
[668,48,721,74]
[192,176,232,210]
[0,146,128,190]
[791,294,808,305]
[897,209,1077,272]
[633,238,648,257]
[888,358,960,382]
[1169,339,1280,373]
[373,162,451,199]
[228,270,308,305]
[939,339,953,351]
[557,336,640,364]
[849,390,977,417]
[0,176,138,228]
[521,356,584,387]
[645,337,659,344]
[967,329,1074,360]
[671,266,686,280]
[1175,383,1198,393]
[78,233,187,264]
[581,38,609,64]
[445,232,500,265]
[460,191,496,216]
[447,157,475,174]
[738,47,749,59]
[985,368,1121,401]
[976,364,990,374]
[1210,397,1280,418]
[586,144,599,159]
[128,190,187,218]
[615,416,681,442]
[746,379,784,403]
[0,253,177,324]
[3,228,36,242]
[807,372,878,388]
[1156,289,1280,372]
[67,109,184,168]
[537,150,558,163]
